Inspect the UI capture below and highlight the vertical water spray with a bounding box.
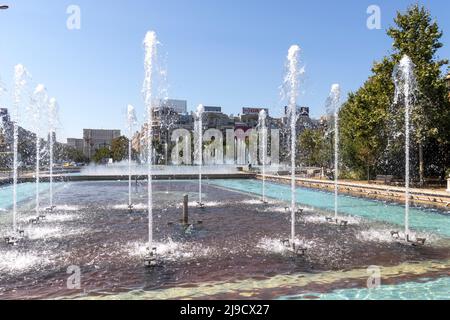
[143,31,158,248]
[195,104,204,206]
[48,97,59,210]
[393,55,417,238]
[326,84,341,220]
[127,104,137,209]
[30,84,47,218]
[11,65,30,233]
[258,110,267,203]
[284,45,302,246]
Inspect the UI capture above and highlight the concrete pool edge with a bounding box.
[67,258,450,300]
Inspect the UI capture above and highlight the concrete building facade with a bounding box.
[67,138,84,153]
[82,129,121,159]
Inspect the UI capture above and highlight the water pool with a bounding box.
[0,182,51,211]
[281,276,450,300]
[0,180,448,300]
[210,179,450,237]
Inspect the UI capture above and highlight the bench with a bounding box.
[375,175,394,185]
[424,177,444,187]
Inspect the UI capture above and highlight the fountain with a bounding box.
[29,84,48,222]
[326,84,346,225]
[7,65,30,241]
[392,55,424,244]
[143,30,158,266]
[127,104,137,212]
[47,97,58,212]
[283,44,304,252]
[195,104,205,208]
[258,110,268,203]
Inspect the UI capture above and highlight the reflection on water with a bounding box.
[211,179,450,236]
[0,180,448,300]
[282,276,450,300]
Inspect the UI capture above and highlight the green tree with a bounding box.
[387,4,450,184]
[111,136,129,162]
[92,147,111,164]
[298,129,330,168]
[340,4,450,182]
[340,58,394,180]
[66,147,88,163]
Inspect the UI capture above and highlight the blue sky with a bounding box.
[0,0,449,141]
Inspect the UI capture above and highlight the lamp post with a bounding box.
[0,5,9,10]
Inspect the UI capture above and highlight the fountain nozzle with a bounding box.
[144,247,158,268]
[197,202,205,209]
[45,206,57,212]
[281,239,307,256]
[4,229,24,246]
[4,237,18,246]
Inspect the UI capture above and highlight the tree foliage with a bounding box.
[92,147,111,164]
[339,4,450,181]
[111,136,129,162]
[66,147,88,163]
[298,129,330,167]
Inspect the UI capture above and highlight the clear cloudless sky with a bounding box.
[0,0,449,141]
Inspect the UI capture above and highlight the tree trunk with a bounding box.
[419,143,424,187]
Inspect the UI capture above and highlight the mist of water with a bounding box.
[284,45,302,245]
[195,104,205,205]
[143,31,158,248]
[11,65,31,234]
[127,104,137,208]
[258,110,267,202]
[393,55,417,237]
[48,97,58,209]
[29,84,48,218]
[326,84,341,220]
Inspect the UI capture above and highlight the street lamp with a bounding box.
[0,5,9,10]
